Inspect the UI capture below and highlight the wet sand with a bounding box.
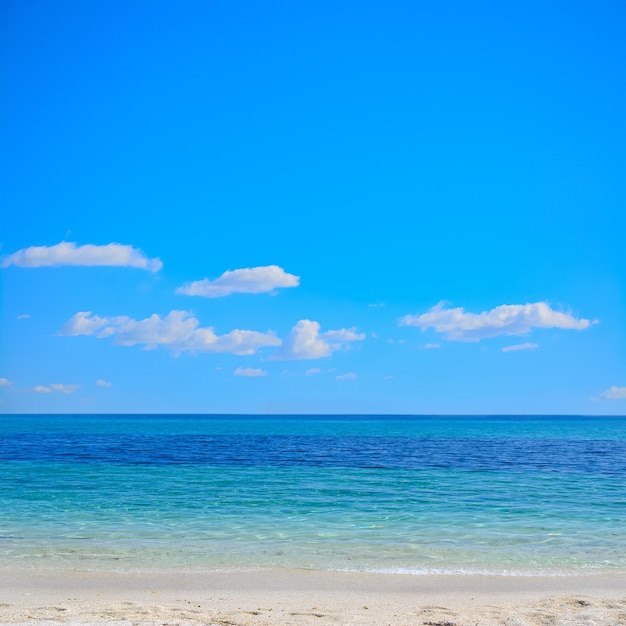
[1,568,625,625]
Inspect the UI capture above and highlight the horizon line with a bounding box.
[1,412,624,418]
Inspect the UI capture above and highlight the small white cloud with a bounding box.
[33,383,79,394]
[176,265,299,298]
[335,372,357,381]
[424,343,440,349]
[17,314,30,320]
[0,377,11,386]
[596,386,626,400]
[96,379,112,387]
[234,367,268,377]
[60,310,281,356]
[50,384,79,393]
[305,368,322,376]
[1,242,162,272]
[400,301,594,342]
[368,302,385,308]
[502,342,538,353]
[271,320,365,360]
[383,375,394,380]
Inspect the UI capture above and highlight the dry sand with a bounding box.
[0,568,624,625]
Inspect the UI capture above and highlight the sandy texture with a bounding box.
[0,568,624,625]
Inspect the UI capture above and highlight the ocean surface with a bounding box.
[1,414,625,575]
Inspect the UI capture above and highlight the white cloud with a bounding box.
[335,372,357,381]
[34,383,79,394]
[0,378,11,386]
[424,343,440,349]
[96,379,112,387]
[176,265,299,298]
[383,375,394,380]
[305,368,322,376]
[234,367,268,377]
[271,319,365,360]
[60,310,281,356]
[50,384,79,393]
[596,386,626,400]
[17,314,30,320]
[1,242,162,272]
[502,342,538,353]
[400,301,594,342]
[368,302,385,308]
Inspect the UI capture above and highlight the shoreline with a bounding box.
[1,568,624,625]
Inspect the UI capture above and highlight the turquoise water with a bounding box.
[1,415,625,574]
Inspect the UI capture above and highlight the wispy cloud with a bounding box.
[233,367,268,377]
[1,242,162,272]
[60,311,281,355]
[502,342,538,353]
[96,379,112,387]
[305,368,322,376]
[17,314,30,320]
[176,265,299,297]
[595,386,626,401]
[271,320,365,360]
[33,383,79,394]
[400,302,594,342]
[424,343,440,349]
[0,378,11,386]
[335,372,357,381]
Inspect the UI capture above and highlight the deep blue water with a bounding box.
[1,415,625,573]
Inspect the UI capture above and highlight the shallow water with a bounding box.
[1,415,625,574]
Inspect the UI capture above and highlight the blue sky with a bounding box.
[1,0,624,414]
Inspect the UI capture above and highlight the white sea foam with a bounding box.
[334,566,573,577]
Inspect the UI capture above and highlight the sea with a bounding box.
[1,414,625,576]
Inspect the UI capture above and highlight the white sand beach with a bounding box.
[1,568,624,625]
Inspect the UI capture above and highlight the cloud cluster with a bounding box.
[60,311,281,355]
[60,312,365,363]
[33,383,79,394]
[1,242,162,272]
[596,386,626,401]
[401,302,593,342]
[176,265,299,298]
[502,342,538,353]
[15,237,599,405]
[271,319,365,360]
[0,378,10,386]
